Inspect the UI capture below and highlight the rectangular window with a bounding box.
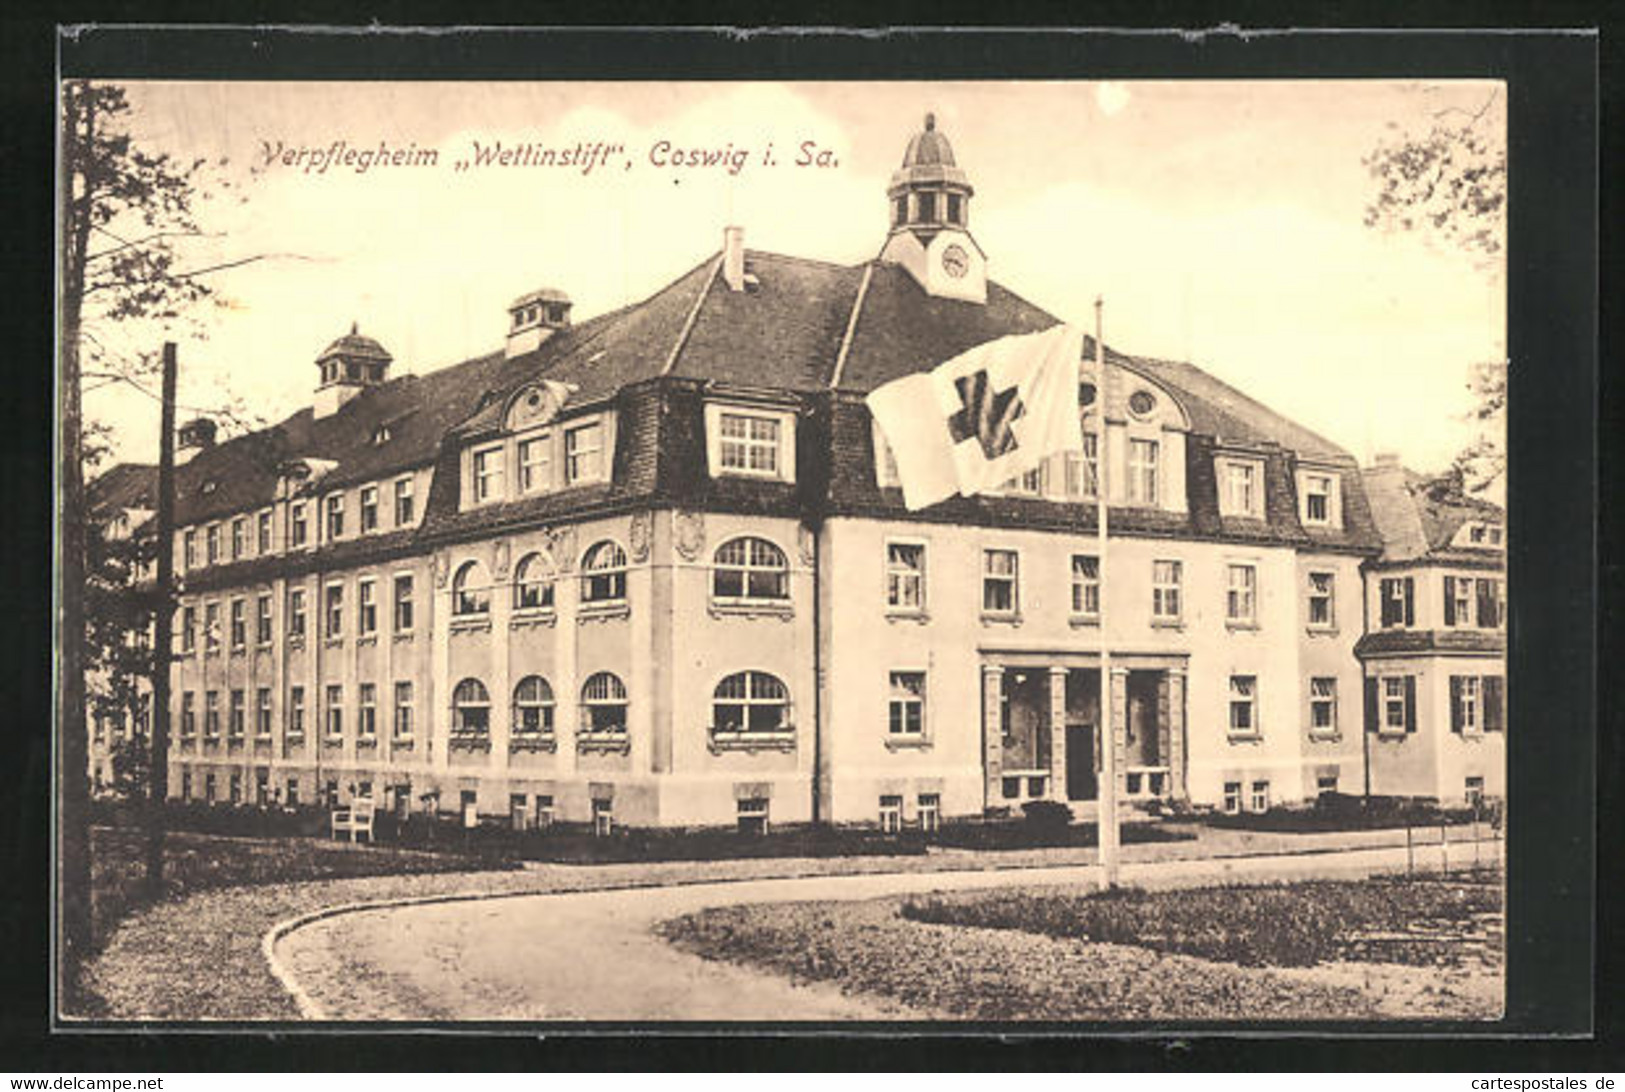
[1222,781,1242,815]
[1476,577,1504,628]
[878,794,903,834]
[183,529,196,569]
[290,502,308,547]
[229,689,245,739]
[717,411,782,477]
[886,542,926,612]
[288,686,305,737]
[592,798,613,838]
[288,588,306,639]
[1303,473,1336,525]
[257,510,272,553]
[360,485,379,532]
[1383,676,1411,732]
[519,435,552,493]
[394,477,415,526]
[256,594,273,645]
[358,683,377,739]
[888,671,926,737]
[1250,780,1271,813]
[206,524,220,564]
[326,494,344,539]
[1465,776,1485,806]
[181,606,196,653]
[1317,774,1339,795]
[181,692,195,738]
[325,584,344,638]
[325,685,344,739]
[204,602,220,652]
[473,446,504,502]
[565,422,603,485]
[204,691,220,738]
[393,574,414,632]
[1128,439,1159,504]
[1064,433,1100,499]
[1307,571,1336,628]
[1152,560,1183,621]
[255,687,272,737]
[204,772,217,803]
[737,797,770,837]
[917,792,941,833]
[1000,465,1043,496]
[358,579,377,636]
[394,681,413,739]
[229,598,246,649]
[1070,554,1100,618]
[1310,677,1338,734]
[180,771,192,801]
[1226,564,1258,625]
[1450,675,1482,733]
[229,772,242,804]
[1228,675,1258,736]
[1223,461,1260,517]
[982,549,1018,615]
[231,517,246,560]
[1379,576,1414,628]
[286,778,300,807]
[1445,575,1474,627]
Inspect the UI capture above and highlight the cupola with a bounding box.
[314,323,392,419]
[506,287,573,359]
[879,112,987,304]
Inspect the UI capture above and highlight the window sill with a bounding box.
[230,647,247,657]
[202,737,221,749]
[256,642,274,652]
[254,735,273,747]
[885,735,933,751]
[391,737,414,751]
[448,734,492,753]
[510,609,557,630]
[577,731,630,755]
[708,601,794,622]
[392,631,416,644]
[1226,732,1264,745]
[323,737,343,749]
[1150,618,1185,631]
[357,634,378,648]
[708,730,796,754]
[324,638,345,650]
[287,636,306,651]
[1225,621,1260,633]
[1375,729,1411,740]
[885,608,930,625]
[715,468,792,484]
[1068,614,1101,629]
[980,612,1023,627]
[357,737,379,749]
[1305,626,1340,638]
[227,738,244,751]
[450,616,492,635]
[284,736,306,751]
[1307,731,1343,744]
[510,734,558,754]
[578,602,630,624]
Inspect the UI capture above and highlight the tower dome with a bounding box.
[899,112,959,169]
[887,112,974,236]
[313,322,392,418]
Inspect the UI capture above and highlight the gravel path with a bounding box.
[275,839,1500,1021]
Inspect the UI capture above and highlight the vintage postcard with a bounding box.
[59,67,1517,1027]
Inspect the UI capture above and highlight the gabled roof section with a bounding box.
[1360,463,1504,564]
[88,462,158,515]
[1129,356,1351,464]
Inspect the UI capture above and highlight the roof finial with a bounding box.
[350,320,359,336]
[924,111,935,131]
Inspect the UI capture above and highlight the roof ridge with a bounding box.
[1135,354,1356,462]
[741,248,861,273]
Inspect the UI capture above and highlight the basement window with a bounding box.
[737,797,770,837]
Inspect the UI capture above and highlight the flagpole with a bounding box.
[1094,296,1120,889]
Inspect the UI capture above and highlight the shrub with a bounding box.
[1021,800,1074,832]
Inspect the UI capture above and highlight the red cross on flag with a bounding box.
[866,324,1085,511]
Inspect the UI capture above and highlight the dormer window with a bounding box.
[372,425,391,446]
[705,404,796,483]
[1297,470,1342,529]
[201,480,217,496]
[473,445,505,503]
[1219,458,1265,519]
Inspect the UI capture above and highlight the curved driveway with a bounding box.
[274,838,1497,1021]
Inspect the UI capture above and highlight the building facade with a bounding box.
[135,114,1500,829]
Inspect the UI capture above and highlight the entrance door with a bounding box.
[1066,724,1097,801]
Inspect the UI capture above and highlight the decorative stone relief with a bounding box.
[492,538,511,580]
[546,525,577,573]
[674,510,706,561]
[797,524,816,567]
[432,550,451,588]
[628,511,653,563]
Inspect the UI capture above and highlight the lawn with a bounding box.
[657,871,1504,1021]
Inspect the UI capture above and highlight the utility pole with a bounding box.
[145,342,177,893]
[1094,297,1121,889]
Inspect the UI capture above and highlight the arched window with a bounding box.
[580,672,628,734]
[581,541,627,603]
[452,559,490,616]
[513,675,555,735]
[712,537,789,602]
[513,552,556,611]
[713,671,790,734]
[451,678,490,734]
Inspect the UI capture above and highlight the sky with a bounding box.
[82,79,1505,479]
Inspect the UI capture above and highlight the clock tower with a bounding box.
[878,112,987,304]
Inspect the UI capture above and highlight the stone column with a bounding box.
[1048,667,1069,802]
[1109,666,1130,800]
[982,664,1005,811]
[1167,666,1188,802]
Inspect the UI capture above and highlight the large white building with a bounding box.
[96,112,1503,829]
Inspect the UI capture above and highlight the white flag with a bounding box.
[866,324,1085,510]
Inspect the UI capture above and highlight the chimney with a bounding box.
[723,225,745,291]
[176,417,216,465]
[506,288,573,360]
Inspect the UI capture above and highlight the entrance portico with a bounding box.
[980,652,1187,812]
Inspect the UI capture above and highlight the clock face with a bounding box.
[941,243,969,279]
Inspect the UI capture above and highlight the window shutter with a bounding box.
[1476,579,1495,627]
[1363,677,1378,734]
[1449,676,1464,733]
[1403,675,1417,733]
[1483,676,1505,732]
[1403,578,1415,627]
[1443,576,1456,626]
[1379,579,1395,627]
